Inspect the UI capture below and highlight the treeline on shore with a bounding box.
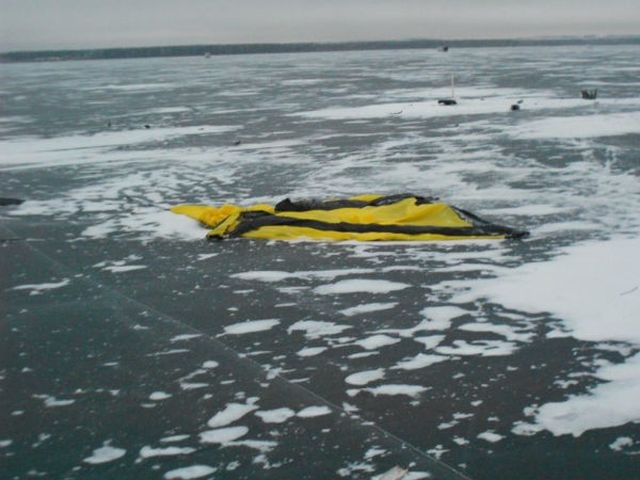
[2,36,638,63]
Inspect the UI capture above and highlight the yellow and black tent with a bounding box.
[171,193,528,242]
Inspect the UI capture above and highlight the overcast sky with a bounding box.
[1,0,638,52]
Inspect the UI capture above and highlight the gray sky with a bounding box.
[1,0,638,52]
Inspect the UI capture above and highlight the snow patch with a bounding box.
[345,369,385,386]
[314,279,409,295]
[83,444,126,464]
[199,426,248,444]
[223,319,280,335]
[163,465,217,479]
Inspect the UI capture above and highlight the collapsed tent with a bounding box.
[171,193,528,241]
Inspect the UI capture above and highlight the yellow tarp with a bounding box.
[171,194,525,241]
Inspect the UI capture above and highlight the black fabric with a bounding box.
[0,198,24,206]
[274,194,437,212]
[231,209,528,239]
[274,198,369,212]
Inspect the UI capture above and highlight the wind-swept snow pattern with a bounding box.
[2,44,639,480]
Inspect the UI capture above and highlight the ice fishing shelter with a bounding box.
[171,194,528,241]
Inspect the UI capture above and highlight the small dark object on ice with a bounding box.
[510,104,520,111]
[438,98,457,106]
[233,139,242,146]
[581,89,598,100]
[0,198,24,206]
[144,124,151,129]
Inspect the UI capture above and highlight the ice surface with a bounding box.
[0,125,238,170]
[511,112,640,139]
[295,91,596,121]
[3,45,640,480]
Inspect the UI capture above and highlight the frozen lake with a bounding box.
[1,44,639,479]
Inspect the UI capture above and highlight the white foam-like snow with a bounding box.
[223,319,280,335]
[339,302,398,316]
[314,279,410,295]
[517,353,640,437]
[436,339,517,357]
[375,321,446,339]
[287,320,351,339]
[103,265,147,273]
[392,353,448,370]
[170,334,202,342]
[609,437,634,451]
[477,431,505,443]
[457,235,640,436]
[345,369,385,386]
[458,237,640,345]
[139,445,196,458]
[296,346,327,357]
[413,335,446,350]
[163,465,217,479]
[232,268,373,282]
[207,402,258,428]
[510,112,640,139]
[199,426,248,444]
[83,444,126,464]
[354,334,401,350]
[364,384,428,398]
[11,279,70,295]
[160,435,190,443]
[458,322,533,343]
[419,306,468,331]
[34,394,75,407]
[149,391,172,401]
[297,405,332,418]
[254,408,295,423]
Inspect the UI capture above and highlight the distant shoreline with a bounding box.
[1,36,639,63]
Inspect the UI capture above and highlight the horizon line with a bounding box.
[2,34,638,59]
